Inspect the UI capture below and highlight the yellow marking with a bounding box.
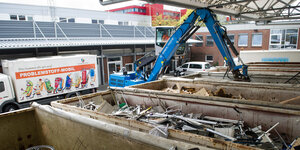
[161,61,164,64]
[224,57,227,60]
[139,61,141,64]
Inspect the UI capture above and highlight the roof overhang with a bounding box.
[100,0,300,22]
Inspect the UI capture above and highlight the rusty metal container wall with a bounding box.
[0,106,191,150]
[129,78,300,103]
[0,108,40,150]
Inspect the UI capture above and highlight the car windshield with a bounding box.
[205,64,210,69]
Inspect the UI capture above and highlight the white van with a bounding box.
[174,61,211,76]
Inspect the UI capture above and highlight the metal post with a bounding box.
[54,21,57,38]
[133,45,136,62]
[97,49,103,86]
[101,46,105,85]
[99,23,102,38]
[33,21,36,38]
[133,26,135,38]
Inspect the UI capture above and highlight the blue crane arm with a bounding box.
[147,8,249,82]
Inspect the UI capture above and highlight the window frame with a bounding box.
[195,35,203,47]
[125,63,134,72]
[0,81,5,93]
[59,17,67,23]
[226,34,235,45]
[269,29,298,50]
[251,33,263,47]
[238,33,248,47]
[181,64,188,69]
[67,18,75,23]
[10,15,18,20]
[206,35,214,47]
[189,64,202,69]
[205,55,214,62]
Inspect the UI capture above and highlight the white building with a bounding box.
[0,2,152,26]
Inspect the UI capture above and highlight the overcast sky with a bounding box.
[0,0,183,11]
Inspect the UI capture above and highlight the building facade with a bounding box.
[192,24,300,66]
[108,4,186,21]
[0,2,151,26]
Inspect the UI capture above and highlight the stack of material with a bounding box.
[110,102,294,149]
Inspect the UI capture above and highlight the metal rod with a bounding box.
[205,128,236,141]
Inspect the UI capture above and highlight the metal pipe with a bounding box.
[205,128,236,141]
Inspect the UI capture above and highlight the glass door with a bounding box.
[107,57,122,79]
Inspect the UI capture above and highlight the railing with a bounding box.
[0,20,155,48]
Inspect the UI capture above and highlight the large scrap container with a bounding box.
[0,104,204,150]
[51,77,300,149]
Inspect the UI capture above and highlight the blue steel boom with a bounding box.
[109,8,250,87]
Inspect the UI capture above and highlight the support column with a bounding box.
[100,47,105,85]
[133,45,136,62]
[34,48,39,57]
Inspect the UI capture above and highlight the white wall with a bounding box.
[240,50,300,63]
[105,20,118,25]
[33,15,52,22]
[75,18,91,24]
[0,13,10,20]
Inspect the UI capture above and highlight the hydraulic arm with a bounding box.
[146,8,250,82]
[109,8,250,87]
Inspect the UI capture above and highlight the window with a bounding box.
[181,64,188,68]
[68,18,75,23]
[27,16,33,21]
[59,17,67,22]
[99,20,104,24]
[195,35,203,47]
[108,57,121,62]
[18,15,26,21]
[252,33,262,46]
[285,29,298,49]
[92,19,97,24]
[190,64,202,69]
[10,15,17,20]
[0,81,4,93]
[206,35,214,46]
[125,63,133,72]
[118,21,123,26]
[156,12,159,16]
[238,34,248,46]
[206,55,213,62]
[269,29,298,50]
[226,34,235,45]
[205,64,211,69]
[124,21,128,26]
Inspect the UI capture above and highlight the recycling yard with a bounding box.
[1,0,300,150]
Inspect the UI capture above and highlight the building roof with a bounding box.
[101,0,300,22]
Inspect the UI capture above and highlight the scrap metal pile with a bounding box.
[75,94,299,150]
[162,84,244,99]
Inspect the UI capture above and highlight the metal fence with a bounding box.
[0,20,155,49]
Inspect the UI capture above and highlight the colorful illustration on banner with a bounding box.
[90,68,95,86]
[54,77,64,94]
[35,79,46,96]
[81,69,89,88]
[64,74,72,90]
[20,80,33,100]
[74,73,81,88]
[45,78,54,93]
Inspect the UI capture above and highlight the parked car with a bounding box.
[174,61,211,76]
